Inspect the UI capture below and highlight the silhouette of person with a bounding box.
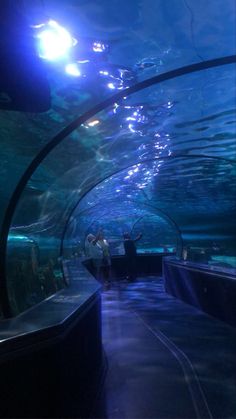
[123,232,142,281]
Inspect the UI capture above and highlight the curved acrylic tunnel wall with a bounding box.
[1,0,235,230]
[0,0,235,317]
[2,59,235,316]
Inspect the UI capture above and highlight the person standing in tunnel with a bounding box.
[85,232,103,280]
[123,232,142,281]
[97,231,112,285]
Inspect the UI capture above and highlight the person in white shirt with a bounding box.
[85,233,103,280]
[97,231,111,283]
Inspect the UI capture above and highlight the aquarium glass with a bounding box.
[1,0,235,314]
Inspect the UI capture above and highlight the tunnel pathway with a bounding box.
[100,277,236,419]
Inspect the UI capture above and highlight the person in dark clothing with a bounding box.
[123,232,142,281]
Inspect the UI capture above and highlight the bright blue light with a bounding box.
[65,63,81,76]
[107,82,116,89]
[36,20,75,61]
[93,42,106,52]
[99,70,109,76]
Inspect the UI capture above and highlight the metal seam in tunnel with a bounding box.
[64,199,183,256]
[77,206,182,257]
[60,166,186,245]
[0,55,236,316]
[59,153,236,261]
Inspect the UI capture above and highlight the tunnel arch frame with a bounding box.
[60,153,236,260]
[63,197,183,258]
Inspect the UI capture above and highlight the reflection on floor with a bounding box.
[100,277,236,419]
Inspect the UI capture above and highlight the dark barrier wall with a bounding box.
[0,263,106,418]
[83,253,173,279]
[163,257,236,328]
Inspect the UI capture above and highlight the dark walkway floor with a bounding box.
[100,277,236,419]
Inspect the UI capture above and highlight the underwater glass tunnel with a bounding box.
[0,0,235,319]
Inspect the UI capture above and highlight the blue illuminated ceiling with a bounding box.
[0,0,235,253]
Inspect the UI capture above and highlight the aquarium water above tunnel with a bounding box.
[0,0,235,316]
